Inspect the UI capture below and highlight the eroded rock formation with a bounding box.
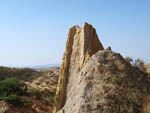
[53,23,150,113]
[53,23,104,113]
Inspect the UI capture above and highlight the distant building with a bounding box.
[145,64,150,74]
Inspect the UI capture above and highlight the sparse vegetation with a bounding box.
[45,92,55,103]
[0,66,42,81]
[0,94,24,107]
[133,58,145,68]
[125,57,145,68]
[125,57,133,64]
[0,66,58,112]
[28,88,55,102]
[28,88,42,99]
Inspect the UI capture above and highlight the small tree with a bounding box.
[125,57,133,64]
[133,58,145,68]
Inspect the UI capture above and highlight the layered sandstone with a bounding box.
[53,23,104,113]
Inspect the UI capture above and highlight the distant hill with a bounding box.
[28,64,60,69]
[0,66,42,81]
[15,64,60,70]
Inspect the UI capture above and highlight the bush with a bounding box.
[44,92,55,103]
[28,88,42,99]
[0,94,24,107]
[133,58,145,68]
[0,78,26,107]
[125,57,133,64]
[0,78,26,96]
[48,93,55,102]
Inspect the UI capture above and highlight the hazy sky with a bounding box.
[0,0,149,67]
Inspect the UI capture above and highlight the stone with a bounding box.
[53,23,150,113]
[53,22,104,113]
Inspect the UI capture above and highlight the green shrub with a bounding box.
[45,92,55,103]
[0,78,26,107]
[0,78,25,96]
[49,94,55,102]
[0,94,24,107]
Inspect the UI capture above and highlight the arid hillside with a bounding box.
[0,66,59,113]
